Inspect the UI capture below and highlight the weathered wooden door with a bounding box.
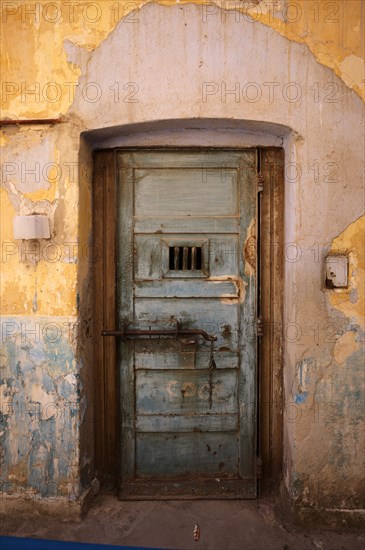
[117,150,258,498]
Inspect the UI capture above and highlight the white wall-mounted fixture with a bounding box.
[325,255,348,289]
[13,215,50,240]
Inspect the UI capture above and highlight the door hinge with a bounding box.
[257,316,264,337]
[257,172,264,193]
[256,456,263,480]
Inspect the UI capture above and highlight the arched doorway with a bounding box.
[86,121,285,499]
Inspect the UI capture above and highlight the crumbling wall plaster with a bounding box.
[0,1,364,121]
[0,1,364,517]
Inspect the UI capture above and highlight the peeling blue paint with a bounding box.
[56,377,75,399]
[295,392,308,404]
[0,316,80,499]
[349,288,359,304]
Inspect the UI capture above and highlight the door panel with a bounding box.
[134,217,239,233]
[135,346,239,371]
[134,168,238,216]
[117,150,257,498]
[134,280,240,298]
[136,433,239,476]
[133,299,240,350]
[134,234,239,279]
[136,369,238,414]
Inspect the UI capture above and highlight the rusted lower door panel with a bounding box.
[117,150,257,499]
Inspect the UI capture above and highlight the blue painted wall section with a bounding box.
[292,347,365,509]
[0,317,80,499]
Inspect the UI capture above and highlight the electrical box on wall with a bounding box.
[325,255,348,289]
[13,215,50,240]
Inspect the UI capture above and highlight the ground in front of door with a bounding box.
[1,492,364,550]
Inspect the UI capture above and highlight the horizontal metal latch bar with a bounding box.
[102,326,217,341]
[101,330,124,337]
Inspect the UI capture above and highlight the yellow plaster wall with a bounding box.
[0,1,364,121]
[0,1,363,318]
[329,214,365,330]
[0,187,77,316]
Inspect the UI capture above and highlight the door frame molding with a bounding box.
[92,147,284,494]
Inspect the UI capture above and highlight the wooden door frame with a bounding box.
[92,147,284,495]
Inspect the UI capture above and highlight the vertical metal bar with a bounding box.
[191,247,196,270]
[169,247,174,270]
[183,247,188,270]
[196,247,202,270]
[174,246,179,270]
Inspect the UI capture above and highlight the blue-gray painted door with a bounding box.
[117,150,258,498]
